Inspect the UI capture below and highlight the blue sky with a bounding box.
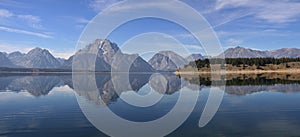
[0,0,300,58]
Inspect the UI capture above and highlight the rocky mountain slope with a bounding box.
[9,48,61,68]
[148,51,188,71]
[0,52,16,67]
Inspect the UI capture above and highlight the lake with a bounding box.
[1,73,300,137]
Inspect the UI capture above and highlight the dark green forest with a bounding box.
[186,58,300,69]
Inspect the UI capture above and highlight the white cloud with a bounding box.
[0,9,13,17]
[185,44,203,50]
[76,17,90,24]
[49,49,74,59]
[215,0,250,10]
[0,0,25,8]
[17,14,44,29]
[226,38,243,45]
[215,0,300,23]
[17,15,40,22]
[0,8,45,29]
[89,0,124,12]
[0,26,53,38]
[0,42,32,53]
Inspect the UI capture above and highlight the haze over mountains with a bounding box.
[0,39,299,71]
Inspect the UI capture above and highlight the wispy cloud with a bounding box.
[226,38,243,45]
[17,14,44,29]
[0,8,45,29]
[0,0,26,8]
[0,8,50,38]
[0,42,32,53]
[0,26,53,38]
[0,9,13,17]
[89,0,124,12]
[76,17,90,24]
[185,44,203,50]
[215,0,300,23]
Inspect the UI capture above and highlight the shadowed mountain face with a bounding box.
[186,54,204,62]
[7,51,24,60]
[68,39,154,72]
[61,56,73,69]
[220,46,268,58]
[0,52,16,67]
[148,51,188,71]
[9,48,61,68]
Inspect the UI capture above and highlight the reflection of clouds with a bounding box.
[208,91,300,136]
[0,86,90,137]
[48,85,75,96]
[0,92,34,101]
[225,84,300,96]
[258,120,300,137]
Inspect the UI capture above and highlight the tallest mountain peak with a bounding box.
[28,47,50,55]
[85,39,119,53]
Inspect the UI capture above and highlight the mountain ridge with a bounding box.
[219,46,300,58]
[1,42,300,71]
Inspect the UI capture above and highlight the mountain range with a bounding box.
[0,39,299,71]
[221,46,300,58]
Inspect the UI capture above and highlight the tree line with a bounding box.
[186,57,300,68]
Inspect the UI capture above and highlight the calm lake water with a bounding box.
[1,73,300,137]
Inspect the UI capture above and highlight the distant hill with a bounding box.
[186,54,204,62]
[219,46,300,58]
[268,48,300,58]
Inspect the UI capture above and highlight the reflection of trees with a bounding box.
[184,73,300,86]
[182,73,300,96]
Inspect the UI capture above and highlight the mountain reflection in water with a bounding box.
[0,73,300,102]
[1,73,300,137]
